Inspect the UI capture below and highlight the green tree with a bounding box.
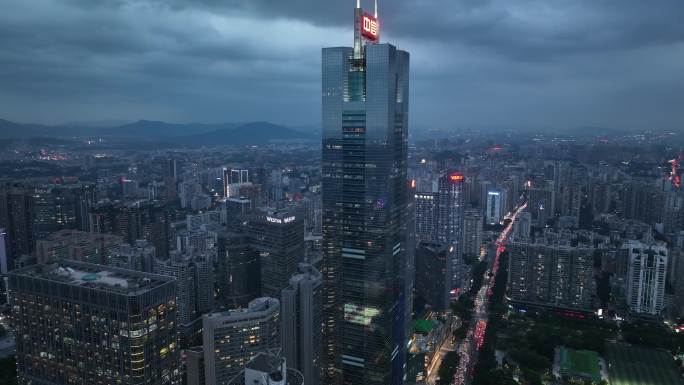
[0,356,17,385]
[437,352,460,385]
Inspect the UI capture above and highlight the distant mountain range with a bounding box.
[0,118,314,146]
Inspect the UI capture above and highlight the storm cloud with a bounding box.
[1,0,683,131]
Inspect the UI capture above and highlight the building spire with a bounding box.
[374,0,378,17]
[353,1,362,59]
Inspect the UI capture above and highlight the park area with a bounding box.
[605,343,681,385]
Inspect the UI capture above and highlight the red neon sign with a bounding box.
[361,13,379,42]
[449,173,465,183]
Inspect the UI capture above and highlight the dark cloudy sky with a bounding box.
[1,0,683,131]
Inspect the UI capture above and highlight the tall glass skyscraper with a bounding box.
[322,2,411,384]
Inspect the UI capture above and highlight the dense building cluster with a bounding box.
[0,3,682,385]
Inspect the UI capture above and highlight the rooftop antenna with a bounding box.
[374,0,378,18]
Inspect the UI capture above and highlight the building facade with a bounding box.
[281,263,324,385]
[463,208,483,258]
[321,3,411,384]
[9,260,180,385]
[415,242,453,311]
[202,297,280,385]
[249,211,305,299]
[508,239,595,310]
[625,240,668,316]
[437,173,466,287]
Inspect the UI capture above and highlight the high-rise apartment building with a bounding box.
[529,185,555,227]
[437,173,466,286]
[281,263,323,385]
[508,237,595,310]
[154,250,214,328]
[322,3,411,383]
[34,229,124,265]
[202,297,280,385]
[414,192,438,243]
[463,208,483,258]
[9,261,180,385]
[624,240,668,316]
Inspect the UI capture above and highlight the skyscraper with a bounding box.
[249,211,305,299]
[624,240,668,316]
[9,260,180,385]
[153,250,214,330]
[463,208,483,258]
[414,192,438,243]
[437,172,466,286]
[485,188,505,225]
[322,2,410,384]
[215,232,261,309]
[0,186,35,269]
[415,242,453,311]
[281,263,324,385]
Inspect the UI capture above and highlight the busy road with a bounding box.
[451,202,528,385]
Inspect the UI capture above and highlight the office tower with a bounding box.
[224,197,252,229]
[215,232,261,309]
[414,192,438,243]
[0,228,7,274]
[250,211,304,299]
[203,297,280,384]
[34,229,123,265]
[415,242,453,311]
[185,347,206,385]
[225,197,252,217]
[229,353,304,385]
[437,172,466,286]
[164,158,179,200]
[508,238,595,310]
[281,263,323,385]
[154,250,214,329]
[9,260,180,385]
[322,3,410,384]
[625,240,668,316]
[485,188,505,225]
[463,208,483,258]
[0,186,35,269]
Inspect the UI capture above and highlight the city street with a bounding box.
[451,203,528,385]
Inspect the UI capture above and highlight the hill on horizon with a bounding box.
[0,118,314,146]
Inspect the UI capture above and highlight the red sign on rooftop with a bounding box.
[449,173,465,183]
[361,13,379,42]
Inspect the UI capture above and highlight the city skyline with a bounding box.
[1,0,683,131]
[1,2,683,385]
